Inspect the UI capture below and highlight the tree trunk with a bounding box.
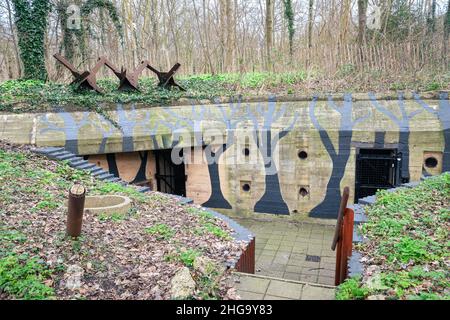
[307,0,314,68]
[357,0,367,47]
[265,0,274,70]
[6,0,21,77]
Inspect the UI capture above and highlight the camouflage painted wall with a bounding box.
[0,93,448,219]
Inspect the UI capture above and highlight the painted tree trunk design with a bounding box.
[131,151,149,184]
[254,130,290,214]
[106,154,119,176]
[309,94,370,218]
[249,98,298,215]
[310,130,353,218]
[202,144,232,209]
[370,92,424,183]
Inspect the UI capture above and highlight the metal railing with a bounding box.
[235,237,256,274]
[331,187,355,286]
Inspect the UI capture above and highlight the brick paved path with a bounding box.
[234,218,336,286]
[233,273,335,300]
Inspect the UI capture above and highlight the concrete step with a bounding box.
[69,159,88,167]
[88,167,104,175]
[97,173,115,181]
[35,147,65,155]
[92,169,108,177]
[47,150,71,158]
[75,163,96,170]
[106,177,122,183]
[56,154,78,161]
[137,186,151,193]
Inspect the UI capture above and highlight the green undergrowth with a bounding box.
[337,173,450,300]
[0,73,306,112]
[2,70,447,113]
[0,145,234,299]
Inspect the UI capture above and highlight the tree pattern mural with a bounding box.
[36,94,448,219]
[248,97,298,215]
[309,94,370,218]
[369,92,424,183]
[202,99,245,209]
[40,110,90,154]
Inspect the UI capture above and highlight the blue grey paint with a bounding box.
[131,151,149,184]
[374,131,386,148]
[106,154,119,177]
[248,96,298,215]
[40,110,90,154]
[117,104,139,153]
[309,94,370,218]
[96,114,116,154]
[369,92,424,182]
[203,100,244,209]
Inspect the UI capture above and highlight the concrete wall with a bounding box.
[1,94,448,219]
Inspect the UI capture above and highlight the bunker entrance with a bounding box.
[154,149,186,197]
[355,148,401,201]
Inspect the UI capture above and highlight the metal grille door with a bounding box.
[154,149,186,197]
[355,149,401,200]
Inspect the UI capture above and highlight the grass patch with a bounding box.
[344,173,450,300]
[145,224,175,241]
[0,254,54,300]
[336,276,369,300]
[164,248,202,268]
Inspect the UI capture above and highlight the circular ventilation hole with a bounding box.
[242,184,251,192]
[425,157,438,168]
[292,210,299,214]
[243,148,250,156]
[299,188,309,198]
[298,151,308,160]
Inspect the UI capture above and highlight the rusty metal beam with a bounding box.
[66,184,86,238]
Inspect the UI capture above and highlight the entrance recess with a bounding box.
[154,149,186,197]
[355,149,401,201]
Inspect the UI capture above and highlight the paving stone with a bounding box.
[301,285,335,300]
[287,259,305,267]
[264,295,293,300]
[300,274,318,283]
[263,270,285,278]
[235,277,270,294]
[261,249,277,256]
[266,281,303,300]
[234,218,336,284]
[275,248,291,255]
[269,263,287,272]
[238,291,265,300]
[301,267,320,276]
[318,276,335,286]
[321,257,336,264]
[285,265,301,273]
[319,269,335,278]
[270,232,284,237]
[283,273,301,281]
[292,247,307,254]
[264,243,279,249]
[257,255,274,264]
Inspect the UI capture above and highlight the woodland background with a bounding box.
[0,0,449,84]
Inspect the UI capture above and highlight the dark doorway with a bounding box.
[154,149,186,197]
[355,149,401,201]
